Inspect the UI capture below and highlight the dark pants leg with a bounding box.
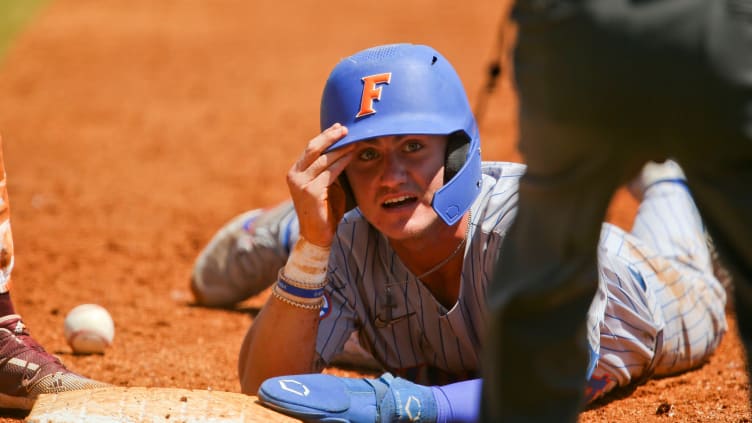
[483,134,634,422]
[680,145,752,404]
[481,0,752,420]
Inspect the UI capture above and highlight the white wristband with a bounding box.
[282,237,330,286]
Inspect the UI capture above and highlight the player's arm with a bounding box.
[238,238,328,394]
[238,124,354,394]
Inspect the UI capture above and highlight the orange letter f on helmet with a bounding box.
[356,73,392,118]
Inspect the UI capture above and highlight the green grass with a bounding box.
[0,0,49,59]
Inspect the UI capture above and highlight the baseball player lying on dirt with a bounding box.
[191,44,728,422]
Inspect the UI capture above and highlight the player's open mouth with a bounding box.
[382,195,417,209]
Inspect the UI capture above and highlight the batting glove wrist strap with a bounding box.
[282,237,330,287]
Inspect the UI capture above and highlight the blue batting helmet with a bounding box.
[320,43,482,226]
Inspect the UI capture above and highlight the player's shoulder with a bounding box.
[478,161,525,203]
[472,162,525,235]
[481,161,527,180]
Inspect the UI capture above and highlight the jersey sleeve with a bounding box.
[314,213,363,365]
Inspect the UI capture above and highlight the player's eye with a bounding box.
[404,141,424,153]
[358,148,379,161]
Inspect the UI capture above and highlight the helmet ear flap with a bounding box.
[444,131,470,184]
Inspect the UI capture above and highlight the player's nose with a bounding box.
[378,153,408,187]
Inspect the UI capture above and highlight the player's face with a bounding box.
[345,134,447,240]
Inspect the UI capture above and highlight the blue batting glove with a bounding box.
[258,372,438,423]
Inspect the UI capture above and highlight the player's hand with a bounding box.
[287,123,354,248]
[258,372,439,422]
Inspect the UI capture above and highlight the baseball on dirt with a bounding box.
[64,304,115,354]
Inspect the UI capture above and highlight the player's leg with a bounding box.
[483,148,630,420]
[481,12,646,415]
[627,160,715,277]
[482,1,737,420]
[0,136,109,410]
[190,200,299,307]
[631,161,728,376]
[587,161,728,404]
[583,160,733,403]
[481,0,696,416]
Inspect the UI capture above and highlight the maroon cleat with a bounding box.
[0,314,109,410]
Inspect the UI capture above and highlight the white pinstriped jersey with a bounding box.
[314,162,727,395]
[317,162,525,385]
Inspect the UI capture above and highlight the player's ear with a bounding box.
[444,131,469,183]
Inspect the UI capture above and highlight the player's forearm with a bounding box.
[238,237,331,394]
[238,298,321,394]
